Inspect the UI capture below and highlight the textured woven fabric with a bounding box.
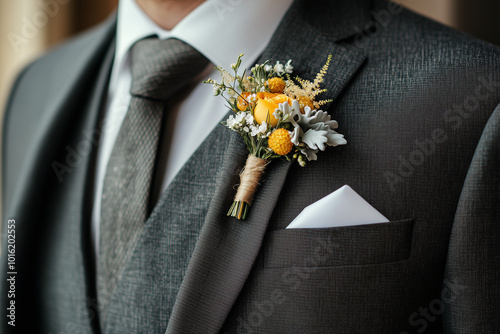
[97,37,208,319]
[3,1,500,333]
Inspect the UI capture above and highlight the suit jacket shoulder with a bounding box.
[2,14,116,210]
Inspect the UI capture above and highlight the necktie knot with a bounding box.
[98,37,208,320]
[130,38,209,100]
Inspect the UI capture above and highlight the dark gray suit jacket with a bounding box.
[1,0,499,333]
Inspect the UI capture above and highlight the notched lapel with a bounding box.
[259,16,367,109]
[167,5,367,333]
[170,130,256,332]
[167,128,292,333]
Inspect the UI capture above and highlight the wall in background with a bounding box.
[402,0,455,26]
[403,0,500,46]
[0,0,116,224]
[0,0,117,114]
[454,0,500,46]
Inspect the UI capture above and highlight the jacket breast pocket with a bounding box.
[260,219,415,268]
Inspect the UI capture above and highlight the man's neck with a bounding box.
[134,0,205,31]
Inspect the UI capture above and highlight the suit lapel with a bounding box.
[258,6,367,106]
[166,2,368,333]
[166,130,292,334]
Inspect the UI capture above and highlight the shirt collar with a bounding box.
[115,0,294,74]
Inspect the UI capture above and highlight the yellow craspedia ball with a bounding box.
[266,77,286,93]
[268,128,293,155]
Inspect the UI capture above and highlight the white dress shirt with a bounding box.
[91,0,294,258]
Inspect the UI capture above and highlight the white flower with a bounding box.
[245,114,254,124]
[235,112,245,124]
[231,63,237,70]
[248,121,269,137]
[258,122,268,134]
[272,109,282,120]
[285,59,293,74]
[243,126,249,132]
[226,115,236,129]
[274,61,284,75]
[264,64,273,72]
[250,125,260,137]
[213,85,220,96]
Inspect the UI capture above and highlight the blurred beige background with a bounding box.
[0,0,118,115]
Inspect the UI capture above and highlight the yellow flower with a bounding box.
[266,77,286,93]
[254,92,292,126]
[268,128,293,155]
[237,92,252,111]
[296,95,315,111]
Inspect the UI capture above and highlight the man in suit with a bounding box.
[1,0,499,332]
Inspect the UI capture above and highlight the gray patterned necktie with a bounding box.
[97,37,209,319]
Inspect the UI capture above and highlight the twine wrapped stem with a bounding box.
[228,155,267,220]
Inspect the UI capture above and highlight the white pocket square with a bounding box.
[286,185,389,229]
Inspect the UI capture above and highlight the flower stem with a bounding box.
[227,201,251,220]
[227,155,267,220]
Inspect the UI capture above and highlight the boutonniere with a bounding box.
[205,54,346,220]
